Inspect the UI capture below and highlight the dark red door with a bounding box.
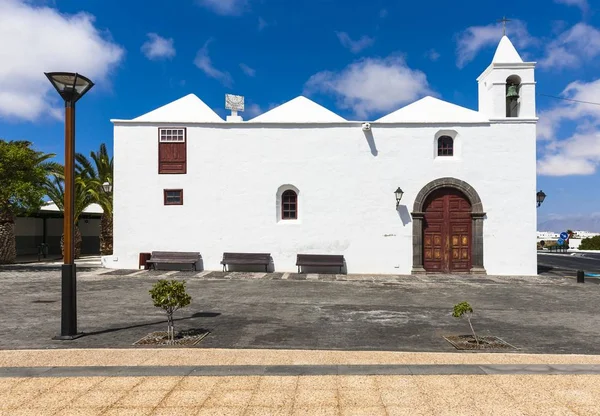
[423,188,472,273]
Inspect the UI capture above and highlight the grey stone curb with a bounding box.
[1,364,600,378]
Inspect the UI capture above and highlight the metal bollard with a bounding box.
[577,270,585,283]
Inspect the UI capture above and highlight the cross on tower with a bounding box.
[497,16,511,36]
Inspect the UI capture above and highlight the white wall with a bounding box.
[111,121,537,275]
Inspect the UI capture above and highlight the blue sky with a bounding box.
[1,0,599,229]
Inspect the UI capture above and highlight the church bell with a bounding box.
[506,84,519,99]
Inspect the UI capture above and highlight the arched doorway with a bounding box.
[423,188,471,273]
[411,177,486,274]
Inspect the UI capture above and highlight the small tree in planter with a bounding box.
[453,301,479,347]
[149,279,192,344]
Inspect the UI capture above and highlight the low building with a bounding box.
[15,202,102,257]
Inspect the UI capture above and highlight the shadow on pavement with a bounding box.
[78,311,220,338]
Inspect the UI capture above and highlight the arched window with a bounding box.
[437,136,454,156]
[281,190,298,220]
[506,75,521,118]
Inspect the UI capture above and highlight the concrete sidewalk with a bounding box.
[1,349,600,415]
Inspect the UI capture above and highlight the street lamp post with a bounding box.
[45,72,94,340]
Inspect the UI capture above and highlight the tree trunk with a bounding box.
[467,315,479,347]
[0,209,16,264]
[100,214,113,255]
[167,312,174,344]
[60,225,82,259]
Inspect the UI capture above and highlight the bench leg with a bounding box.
[265,264,268,273]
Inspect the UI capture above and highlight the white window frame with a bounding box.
[159,128,186,143]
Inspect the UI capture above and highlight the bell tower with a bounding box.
[477,35,536,119]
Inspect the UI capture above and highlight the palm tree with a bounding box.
[0,140,59,264]
[75,144,113,255]
[43,167,95,259]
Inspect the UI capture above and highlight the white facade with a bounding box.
[572,231,600,239]
[109,36,538,276]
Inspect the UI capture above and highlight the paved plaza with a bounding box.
[0,265,599,352]
[2,348,600,415]
[1,265,600,414]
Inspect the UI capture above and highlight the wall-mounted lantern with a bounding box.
[102,181,113,193]
[536,190,546,208]
[395,187,404,207]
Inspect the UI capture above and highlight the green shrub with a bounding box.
[453,301,479,347]
[149,279,192,344]
[579,236,600,251]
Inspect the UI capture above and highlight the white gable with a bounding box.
[133,94,223,122]
[492,36,523,64]
[376,96,488,123]
[249,96,346,123]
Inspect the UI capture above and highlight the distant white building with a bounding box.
[537,231,560,240]
[108,35,538,275]
[572,230,600,239]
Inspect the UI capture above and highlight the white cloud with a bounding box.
[335,32,375,54]
[239,63,256,77]
[426,49,440,61]
[193,39,233,87]
[304,55,433,118]
[258,17,267,31]
[554,0,588,12]
[537,133,600,175]
[539,23,600,70]
[141,33,175,61]
[537,79,600,176]
[455,20,536,68]
[538,79,600,141]
[196,0,247,16]
[0,0,124,122]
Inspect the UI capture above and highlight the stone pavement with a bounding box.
[1,266,600,352]
[1,349,600,415]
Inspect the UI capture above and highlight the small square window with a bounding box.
[164,189,183,205]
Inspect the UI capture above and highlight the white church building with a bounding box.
[108,35,538,275]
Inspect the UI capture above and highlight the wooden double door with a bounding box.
[423,188,472,273]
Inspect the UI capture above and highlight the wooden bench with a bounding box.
[221,252,271,272]
[146,251,201,271]
[296,254,345,273]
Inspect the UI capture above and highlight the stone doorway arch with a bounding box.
[411,178,486,274]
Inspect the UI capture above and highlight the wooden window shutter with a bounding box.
[158,128,187,174]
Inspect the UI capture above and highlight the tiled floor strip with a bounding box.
[1,364,600,377]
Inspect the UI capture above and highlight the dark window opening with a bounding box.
[164,189,183,205]
[282,190,298,220]
[437,136,454,156]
